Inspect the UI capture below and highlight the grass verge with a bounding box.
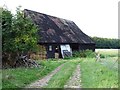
[80,58,118,88]
[0,70,2,89]
[44,60,80,88]
[2,60,65,89]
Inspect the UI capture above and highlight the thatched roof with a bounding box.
[24,9,95,44]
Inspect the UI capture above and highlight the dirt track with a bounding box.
[64,64,82,88]
[26,63,65,88]
[26,63,82,88]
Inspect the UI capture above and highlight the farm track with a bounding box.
[25,61,82,88]
[64,64,82,88]
[26,63,65,88]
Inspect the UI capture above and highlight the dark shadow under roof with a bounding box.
[24,9,95,44]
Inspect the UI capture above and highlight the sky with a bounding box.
[0,0,119,39]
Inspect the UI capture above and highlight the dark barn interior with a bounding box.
[24,9,95,59]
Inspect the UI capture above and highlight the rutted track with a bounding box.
[26,63,65,88]
[64,64,82,88]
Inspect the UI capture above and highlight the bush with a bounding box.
[64,56,73,60]
[84,49,96,58]
[100,54,105,58]
[73,49,96,58]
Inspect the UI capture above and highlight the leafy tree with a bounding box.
[2,7,13,53]
[2,7,39,66]
[12,7,39,53]
[92,37,120,49]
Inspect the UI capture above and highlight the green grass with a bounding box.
[2,49,119,89]
[2,60,65,89]
[96,49,118,58]
[0,70,2,90]
[80,49,118,88]
[80,58,118,88]
[44,60,80,88]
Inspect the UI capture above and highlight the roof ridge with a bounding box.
[24,9,73,22]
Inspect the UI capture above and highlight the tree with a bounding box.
[91,37,120,49]
[2,7,39,67]
[2,7,13,53]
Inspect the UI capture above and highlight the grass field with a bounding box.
[80,58,118,88]
[80,50,118,88]
[2,49,119,89]
[95,49,118,57]
[2,60,65,89]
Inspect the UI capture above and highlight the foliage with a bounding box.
[2,7,13,52]
[92,37,120,49]
[2,7,39,54]
[2,7,39,67]
[99,54,105,58]
[73,49,96,58]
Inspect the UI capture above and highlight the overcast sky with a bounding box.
[1,0,119,39]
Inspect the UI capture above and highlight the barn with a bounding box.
[24,9,95,59]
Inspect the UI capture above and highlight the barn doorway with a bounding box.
[55,46,59,58]
[71,44,79,51]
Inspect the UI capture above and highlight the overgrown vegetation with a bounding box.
[0,70,2,90]
[2,6,38,53]
[92,37,120,49]
[2,6,39,68]
[2,60,65,89]
[73,49,96,58]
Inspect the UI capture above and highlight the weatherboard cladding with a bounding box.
[24,9,95,44]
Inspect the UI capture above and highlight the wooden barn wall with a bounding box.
[46,44,55,58]
[29,43,95,59]
[70,44,79,51]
